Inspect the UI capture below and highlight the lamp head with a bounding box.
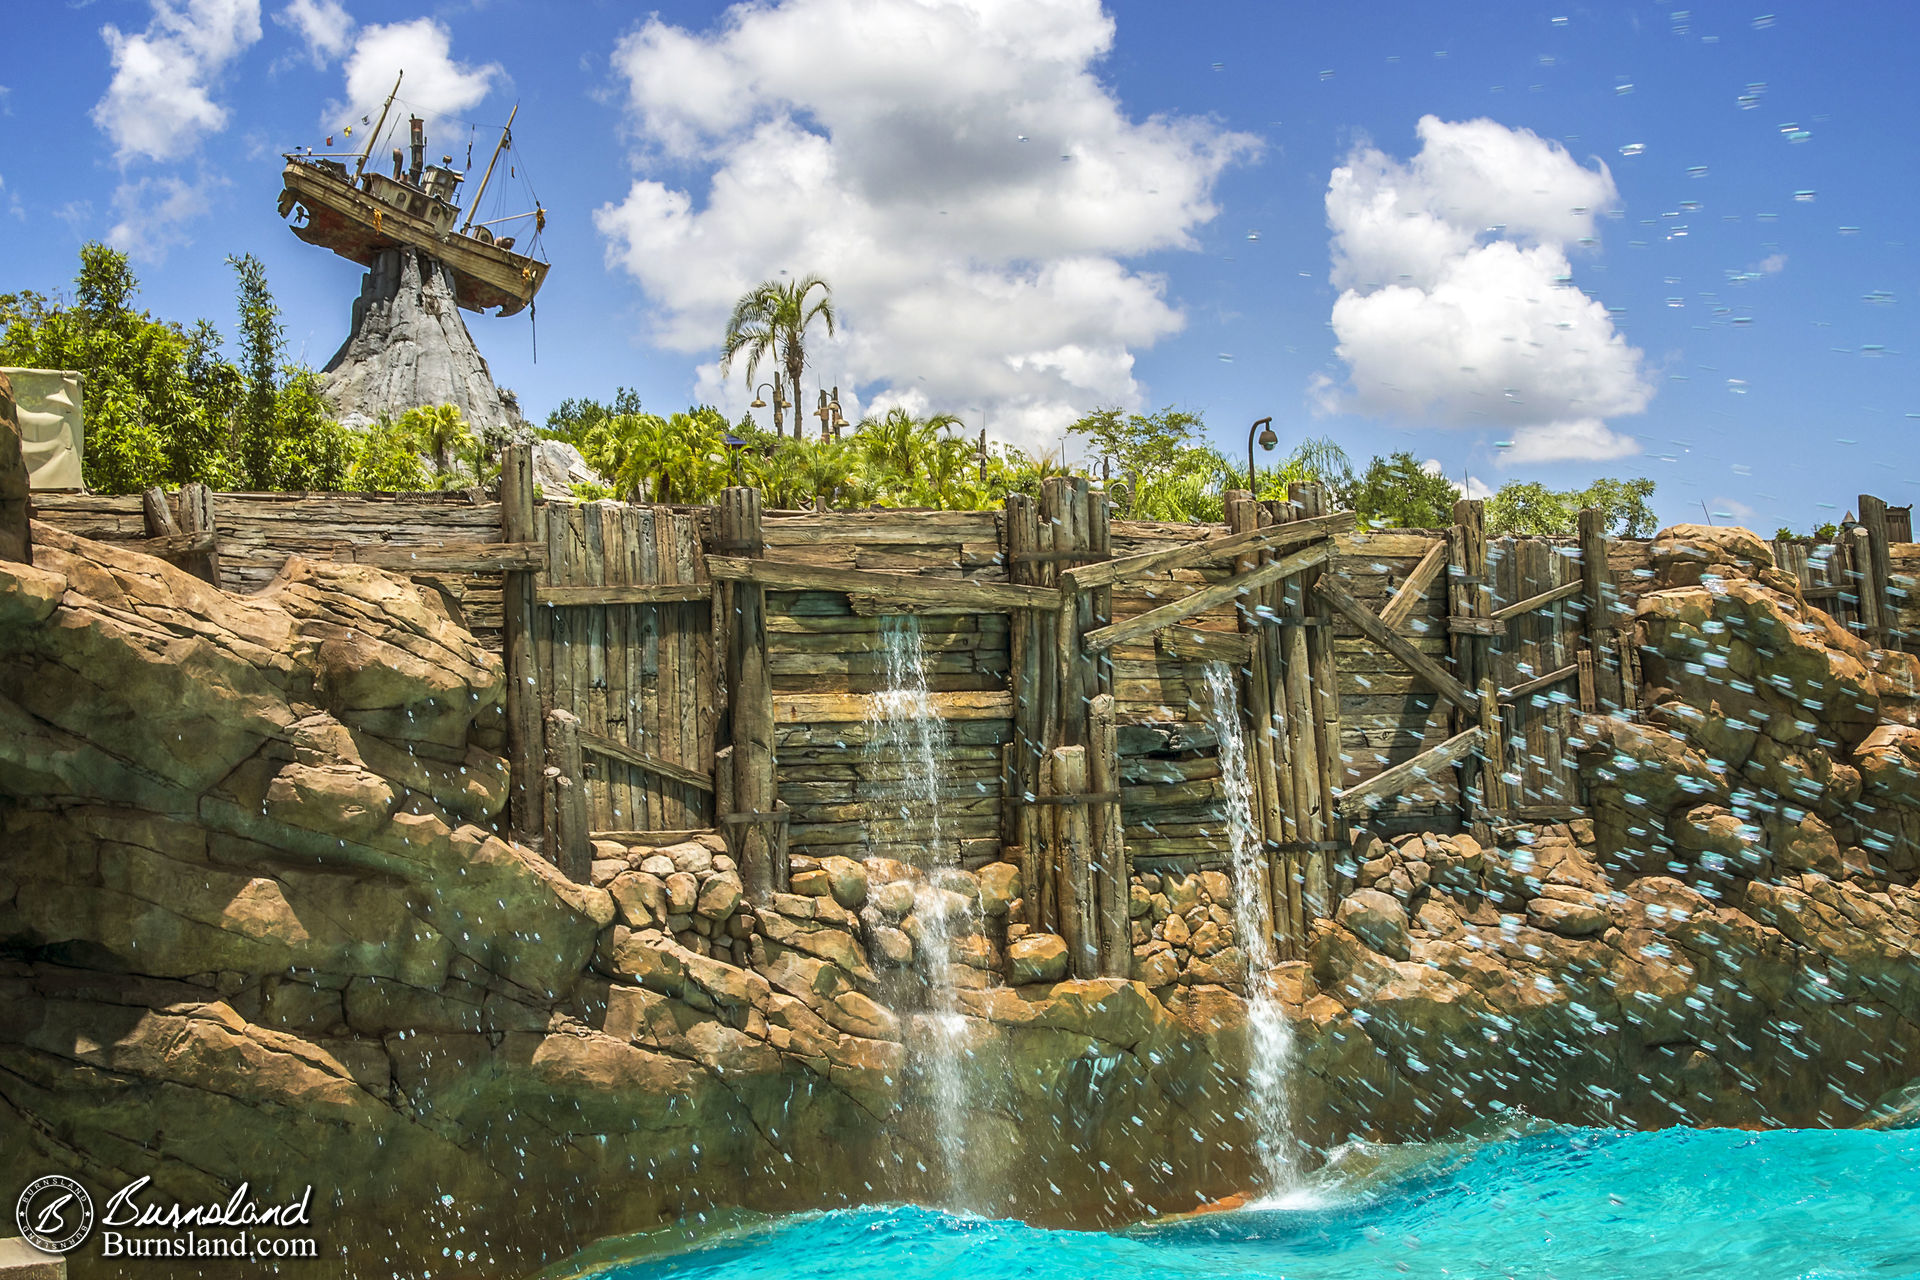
[750,396,767,408]
[1254,416,1277,450]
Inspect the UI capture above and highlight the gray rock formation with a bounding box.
[533,439,598,497]
[322,246,527,437]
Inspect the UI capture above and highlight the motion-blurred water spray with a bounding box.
[1204,661,1297,1194]
[866,617,974,1205]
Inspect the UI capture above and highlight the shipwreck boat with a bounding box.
[276,72,549,317]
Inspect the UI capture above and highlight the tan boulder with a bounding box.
[819,855,869,909]
[1006,933,1068,985]
[976,861,1021,916]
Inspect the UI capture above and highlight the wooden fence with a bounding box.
[32,468,1915,967]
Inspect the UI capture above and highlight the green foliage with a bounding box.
[543,387,643,448]
[579,405,733,505]
[1259,435,1356,506]
[1349,452,1461,529]
[0,243,361,494]
[347,417,431,492]
[1,244,236,492]
[1486,475,1658,538]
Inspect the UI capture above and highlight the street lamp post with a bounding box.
[1247,416,1277,494]
[749,376,789,437]
[815,387,848,439]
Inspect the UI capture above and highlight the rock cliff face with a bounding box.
[1292,525,1920,1140]
[0,526,1248,1278]
[2,522,1916,1277]
[321,246,526,436]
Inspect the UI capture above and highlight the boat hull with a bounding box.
[279,161,548,317]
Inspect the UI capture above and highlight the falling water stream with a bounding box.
[864,617,974,1205]
[1204,660,1298,1196]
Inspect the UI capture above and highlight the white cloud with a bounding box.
[93,0,263,164]
[1319,116,1654,463]
[595,0,1257,449]
[275,0,353,66]
[107,172,229,261]
[337,18,499,133]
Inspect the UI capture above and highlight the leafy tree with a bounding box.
[719,276,835,432]
[1070,405,1231,522]
[1486,476,1658,538]
[1577,476,1658,538]
[1486,480,1570,537]
[543,387,644,448]
[1349,452,1461,528]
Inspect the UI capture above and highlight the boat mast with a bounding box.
[354,71,404,182]
[459,103,518,235]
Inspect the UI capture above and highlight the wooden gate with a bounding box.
[533,501,716,837]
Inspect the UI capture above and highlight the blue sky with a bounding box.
[3,0,1915,532]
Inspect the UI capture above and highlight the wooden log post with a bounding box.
[1005,491,1047,926]
[720,486,778,901]
[1448,500,1493,825]
[1226,492,1287,958]
[500,443,543,840]
[1047,475,1098,749]
[178,482,220,585]
[1293,482,1342,925]
[1050,745,1098,979]
[1858,494,1893,650]
[545,708,591,883]
[1088,693,1129,977]
[1577,507,1624,711]
[1274,496,1320,955]
[141,487,181,540]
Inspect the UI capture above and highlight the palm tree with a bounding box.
[720,275,835,435]
[397,403,474,477]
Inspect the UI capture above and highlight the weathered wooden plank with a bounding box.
[1336,727,1483,816]
[536,582,709,606]
[345,540,547,572]
[1083,540,1332,654]
[1155,625,1255,665]
[709,556,1058,610]
[1315,577,1480,714]
[1062,510,1355,592]
[1377,539,1448,631]
[772,689,1014,723]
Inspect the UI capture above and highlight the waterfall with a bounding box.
[864,617,974,1206]
[1204,660,1298,1195]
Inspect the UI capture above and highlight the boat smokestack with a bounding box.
[391,148,404,180]
[408,117,425,185]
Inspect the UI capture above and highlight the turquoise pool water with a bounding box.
[566,1126,1920,1279]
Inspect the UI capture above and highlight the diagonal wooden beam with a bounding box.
[577,726,715,793]
[1315,577,1480,714]
[1490,577,1584,623]
[1062,510,1354,592]
[1081,540,1330,654]
[1336,727,1483,817]
[1378,539,1447,631]
[1499,662,1579,704]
